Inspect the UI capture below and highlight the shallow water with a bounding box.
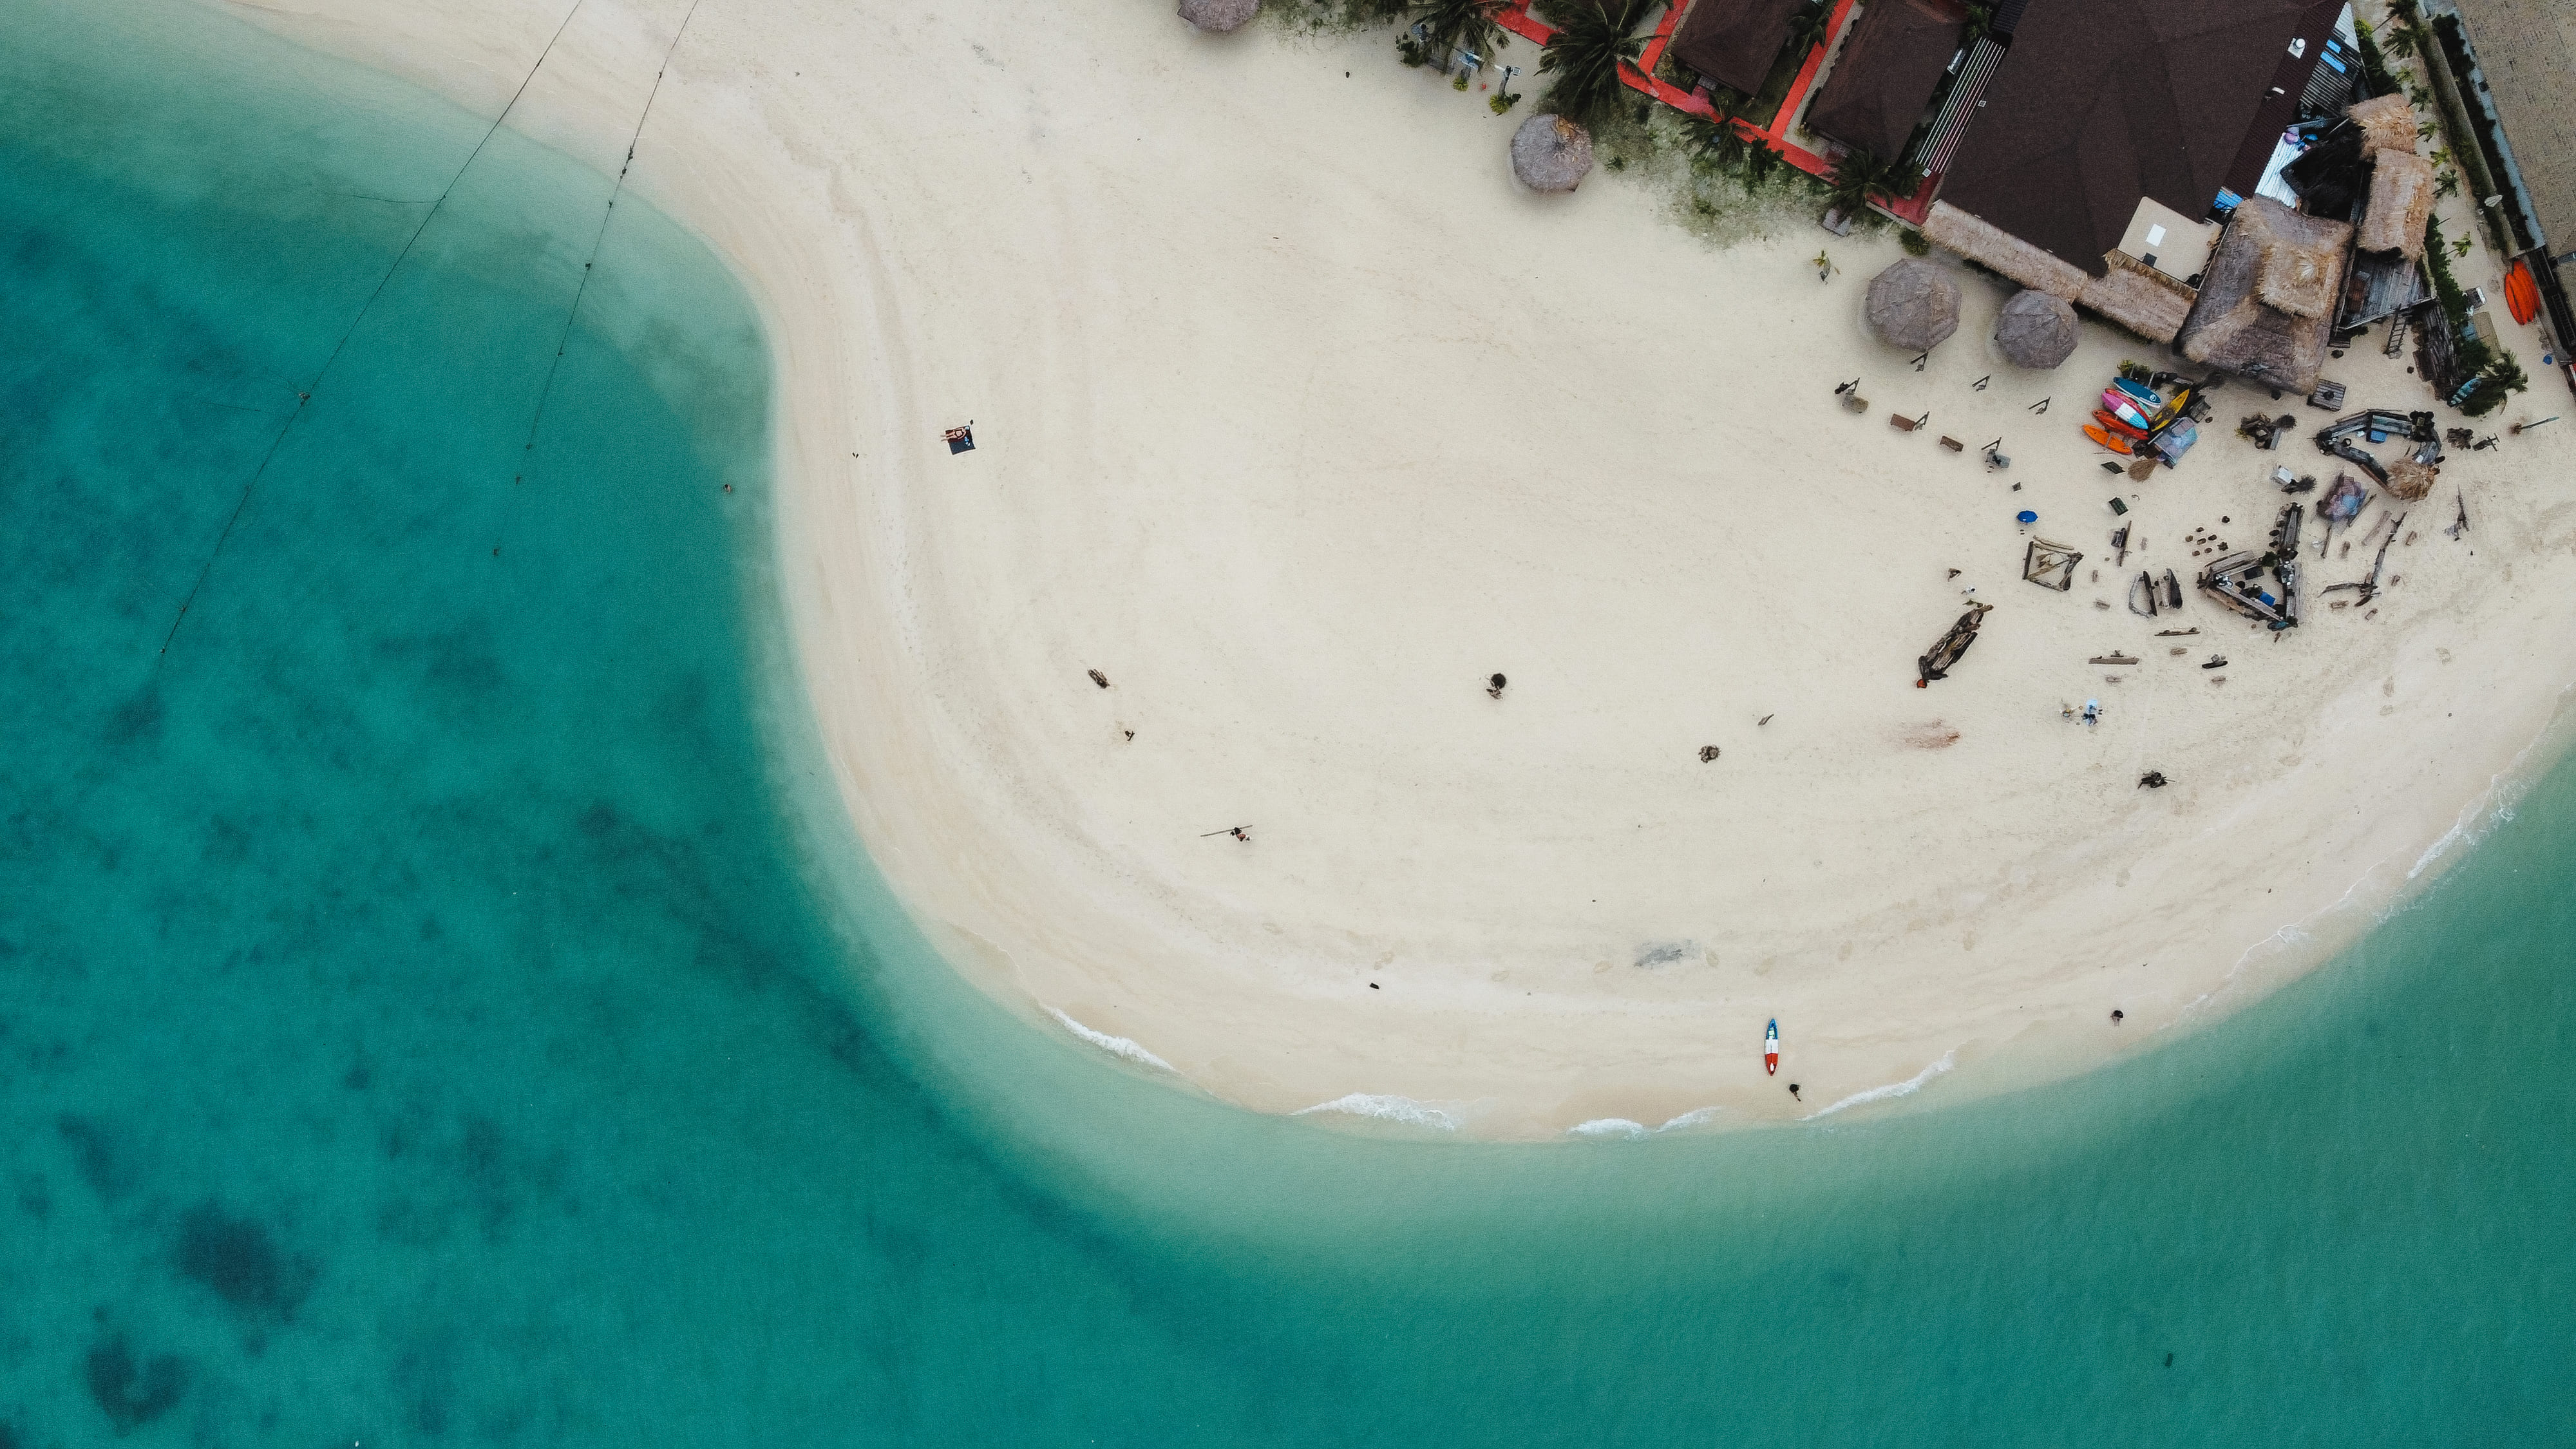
[2,3,2571,1444]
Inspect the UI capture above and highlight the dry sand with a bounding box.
[218,0,2576,1137]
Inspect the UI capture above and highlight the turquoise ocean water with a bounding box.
[4,3,2573,1443]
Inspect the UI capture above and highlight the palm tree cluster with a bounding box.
[2380,0,2428,59]
[1534,0,1651,125]
[1825,146,1921,216]
[1783,0,1834,54]
[1411,0,1513,66]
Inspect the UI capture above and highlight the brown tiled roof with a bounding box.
[1933,0,2311,277]
[2217,0,2349,199]
[1669,0,1807,98]
[1804,0,1965,164]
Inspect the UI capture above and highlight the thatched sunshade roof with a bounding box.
[1993,288,2079,369]
[2177,196,2352,394]
[1511,113,1594,193]
[2346,93,2418,157]
[1178,0,1260,31]
[1864,256,1962,352]
[2076,267,2192,345]
[2358,150,2434,258]
[1920,202,2088,299]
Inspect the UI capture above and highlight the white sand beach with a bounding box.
[222,0,2576,1136]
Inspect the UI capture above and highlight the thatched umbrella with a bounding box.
[1511,113,1594,193]
[1178,0,1260,32]
[1864,256,1961,352]
[1993,287,2079,369]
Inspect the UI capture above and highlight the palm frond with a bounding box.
[1536,0,1650,124]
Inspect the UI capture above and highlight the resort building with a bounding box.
[1917,0,2349,348]
[1668,0,1808,100]
[1801,0,1967,166]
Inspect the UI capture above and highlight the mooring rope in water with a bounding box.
[494,0,708,560]
[156,0,591,662]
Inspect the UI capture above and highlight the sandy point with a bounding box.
[219,0,2576,1137]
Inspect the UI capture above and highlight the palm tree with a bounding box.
[2381,15,2423,59]
[1689,95,1752,173]
[1537,0,1650,125]
[1826,146,1920,216]
[1414,0,1511,66]
[1745,137,1783,187]
[1783,0,1835,55]
[1958,1,1994,45]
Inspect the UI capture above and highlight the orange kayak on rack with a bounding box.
[2083,423,2134,455]
[2506,258,2541,326]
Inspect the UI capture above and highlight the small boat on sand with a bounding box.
[2083,423,2135,454]
[2100,392,2157,431]
[2506,258,2540,326]
[2092,408,2149,440]
[1765,1019,1780,1075]
[2113,377,2164,410]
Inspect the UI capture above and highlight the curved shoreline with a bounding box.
[214,0,2576,1139]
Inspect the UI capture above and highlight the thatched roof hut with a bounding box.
[2358,150,2434,258]
[2077,266,2192,345]
[1511,113,1594,193]
[1178,0,1260,29]
[2176,196,2352,393]
[2347,93,2418,157]
[1993,288,2079,368]
[1920,201,2088,299]
[1864,256,1963,351]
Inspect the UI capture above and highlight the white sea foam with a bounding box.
[1804,1050,1956,1120]
[1567,1117,1648,1138]
[1293,1094,1463,1132]
[1655,1105,1725,1132]
[1045,1009,1174,1074]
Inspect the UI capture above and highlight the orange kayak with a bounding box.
[2083,423,2134,455]
[2092,408,2150,440]
[2506,258,2540,326]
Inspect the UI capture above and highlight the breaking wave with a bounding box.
[1046,1009,1175,1073]
[1805,1051,1956,1120]
[1566,1106,1724,1139]
[1569,1118,1647,1138]
[1293,1094,1463,1131]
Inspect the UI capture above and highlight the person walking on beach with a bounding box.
[1488,673,1507,699]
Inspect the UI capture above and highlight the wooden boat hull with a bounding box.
[2084,424,2134,454]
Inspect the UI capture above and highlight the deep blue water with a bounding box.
[3,3,2572,1444]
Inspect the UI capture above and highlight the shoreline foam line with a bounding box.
[1806,1052,1958,1121]
[1046,1009,1175,1074]
[1293,1095,1464,1132]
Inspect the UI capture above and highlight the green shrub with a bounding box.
[1899,228,1929,256]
